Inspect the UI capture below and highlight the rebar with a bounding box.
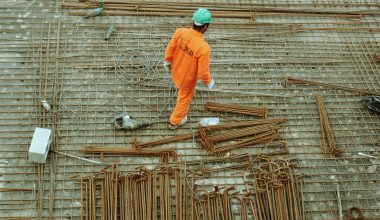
[286,76,380,96]
[52,150,103,165]
[81,146,178,158]
[0,188,34,192]
[315,95,343,156]
[198,123,281,154]
[204,102,268,118]
[76,165,185,220]
[62,1,366,18]
[134,118,287,149]
[249,158,305,220]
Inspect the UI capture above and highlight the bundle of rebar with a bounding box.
[189,157,305,220]
[198,123,281,154]
[315,95,343,156]
[192,186,236,220]
[204,102,268,118]
[246,157,305,220]
[74,155,303,219]
[133,118,287,151]
[203,118,287,131]
[205,124,278,143]
[81,146,177,158]
[212,130,279,154]
[134,133,196,148]
[76,164,184,220]
[119,167,162,220]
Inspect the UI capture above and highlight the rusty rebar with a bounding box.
[198,123,281,154]
[315,95,343,156]
[286,76,380,96]
[204,102,268,118]
[130,118,287,149]
[73,156,304,220]
[81,146,178,158]
[62,1,365,19]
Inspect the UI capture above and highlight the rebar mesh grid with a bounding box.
[0,0,380,219]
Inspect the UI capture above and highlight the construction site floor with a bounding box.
[0,0,380,219]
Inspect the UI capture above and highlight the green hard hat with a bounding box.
[192,8,212,26]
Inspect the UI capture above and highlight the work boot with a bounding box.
[169,116,187,130]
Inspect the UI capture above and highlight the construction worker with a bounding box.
[164,8,215,129]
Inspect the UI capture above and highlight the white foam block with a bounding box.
[28,127,52,164]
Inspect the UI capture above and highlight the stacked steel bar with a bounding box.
[76,164,184,220]
[189,156,304,220]
[81,146,178,158]
[204,118,287,130]
[315,95,342,156]
[124,119,287,150]
[204,102,268,118]
[191,186,236,220]
[75,156,303,220]
[247,157,305,220]
[120,167,158,220]
[198,121,283,155]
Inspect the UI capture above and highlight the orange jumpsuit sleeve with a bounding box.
[164,29,180,63]
[197,46,212,84]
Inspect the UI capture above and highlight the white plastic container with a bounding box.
[199,118,220,126]
[28,127,52,164]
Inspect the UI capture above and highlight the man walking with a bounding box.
[164,8,215,129]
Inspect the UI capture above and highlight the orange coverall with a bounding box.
[165,28,212,125]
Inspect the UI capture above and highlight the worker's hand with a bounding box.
[207,79,215,90]
[163,61,172,72]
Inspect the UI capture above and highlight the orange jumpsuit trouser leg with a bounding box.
[170,87,195,125]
